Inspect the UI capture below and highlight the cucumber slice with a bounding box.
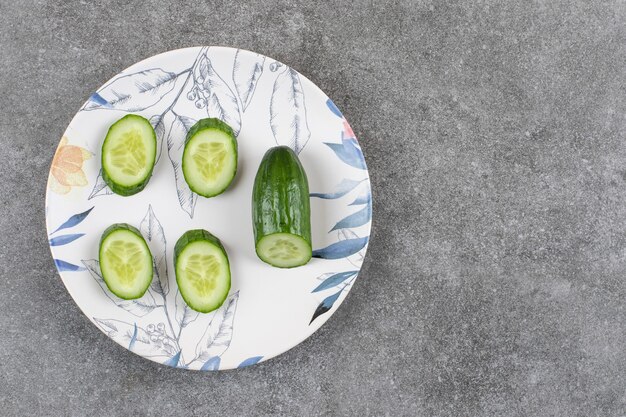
[256,233,312,268]
[252,146,312,268]
[102,114,157,196]
[99,224,153,300]
[174,229,231,313]
[182,118,238,197]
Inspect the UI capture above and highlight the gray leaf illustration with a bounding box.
[164,110,198,218]
[195,53,241,135]
[232,50,265,111]
[93,318,177,359]
[88,169,113,199]
[82,259,159,317]
[83,69,178,112]
[193,291,239,364]
[270,66,310,154]
[175,288,200,329]
[149,114,166,164]
[139,205,169,296]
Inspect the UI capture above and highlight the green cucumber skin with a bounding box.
[99,223,153,300]
[174,229,231,313]
[186,118,236,143]
[182,118,238,198]
[252,146,312,265]
[102,168,151,196]
[101,114,157,197]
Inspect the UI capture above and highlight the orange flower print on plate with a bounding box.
[48,136,92,194]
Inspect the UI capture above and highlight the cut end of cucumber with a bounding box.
[256,233,312,268]
[175,230,231,313]
[99,224,153,300]
[102,114,157,196]
[183,118,237,198]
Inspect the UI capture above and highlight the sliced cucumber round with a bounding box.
[174,229,231,313]
[252,146,312,268]
[102,114,157,196]
[99,223,153,300]
[256,232,312,268]
[182,118,237,198]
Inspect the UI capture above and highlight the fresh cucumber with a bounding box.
[101,114,157,196]
[174,229,231,313]
[182,118,237,198]
[99,223,153,300]
[252,146,312,268]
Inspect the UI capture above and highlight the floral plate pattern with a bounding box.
[46,47,371,370]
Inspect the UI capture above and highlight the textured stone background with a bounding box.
[1,1,625,416]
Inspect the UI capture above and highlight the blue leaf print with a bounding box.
[238,356,263,368]
[350,188,371,206]
[310,178,364,200]
[54,259,86,272]
[128,323,138,350]
[324,138,366,170]
[312,237,369,259]
[310,290,343,324]
[326,98,343,118]
[50,206,94,234]
[330,204,372,231]
[201,356,221,371]
[312,271,358,293]
[87,92,110,108]
[49,233,85,247]
[163,351,181,368]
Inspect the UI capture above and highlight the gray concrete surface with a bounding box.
[1,1,625,416]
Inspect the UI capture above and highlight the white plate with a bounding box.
[46,46,372,370]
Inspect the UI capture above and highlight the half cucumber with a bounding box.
[174,229,231,313]
[102,114,157,196]
[99,223,153,300]
[182,118,238,198]
[252,146,312,268]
